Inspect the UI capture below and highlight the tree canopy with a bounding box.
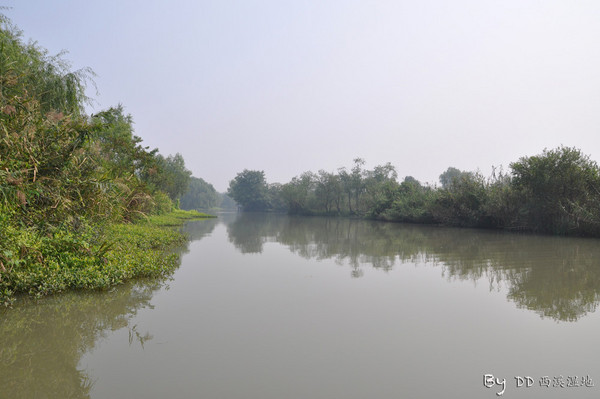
[227,169,270,211]
[510,146,600,234]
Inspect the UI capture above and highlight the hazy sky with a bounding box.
[5,1,600,191]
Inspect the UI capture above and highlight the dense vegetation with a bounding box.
[227,148,600,236]
[0,15,214,305]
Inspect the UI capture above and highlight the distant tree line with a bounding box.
[227,147,600,236]
[179,176,236,211]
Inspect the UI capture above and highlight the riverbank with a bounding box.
[0,16,223,307]
[228,147,600,237]
[0,210,215,307]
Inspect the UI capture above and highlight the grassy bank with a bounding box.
[0,210,214,307]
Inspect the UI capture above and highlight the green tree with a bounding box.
[433,171,488,227]
[363,162,399,217]
[439,167,463,188]
[510,146,600,235]
[337,158,366,214]
[281,172,315,214]
[148,153,192,202]
[0,14,93,116]
[350,158,366,213]
[314,170,341,213]
[482,166,519,229]
[338,167,353,213]
[92,105,157,179]
[227,169,270,211]
[267,183,287,212]
[380,177,435,223]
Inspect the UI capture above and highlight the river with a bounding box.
[2,213,600,398]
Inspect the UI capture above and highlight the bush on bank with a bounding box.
[0,210,212,306]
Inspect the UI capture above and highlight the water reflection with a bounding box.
[181,216,218,241]
[225,213,600,322]
[0,280,165,399]
[0,219,218,399]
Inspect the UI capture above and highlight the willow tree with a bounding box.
[0,14,93,116]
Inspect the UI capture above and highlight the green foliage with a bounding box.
[0,15,219,304]
[510,146,600,235]
[0,210,212,306]
[439,167,465,189]
[431,172,489,227]
[0,65,103,228]
[336,158,367,214]
[380,178,435,223]
[227,169,270,211]
[362,162,399,217]
[0,14,203,226]
[314,170,342,214]
[232,147,600,236]
[0,14,93,116]
[144,208,215,227]
[481,166,520,229]
[147,153,192,202]
[152,191,174,215]
[267,182,288,212]
[92,105,158,179]
[281,172,316,214]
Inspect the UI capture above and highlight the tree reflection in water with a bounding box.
[226,213,600,322]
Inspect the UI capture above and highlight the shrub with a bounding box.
[510,146,600,235]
